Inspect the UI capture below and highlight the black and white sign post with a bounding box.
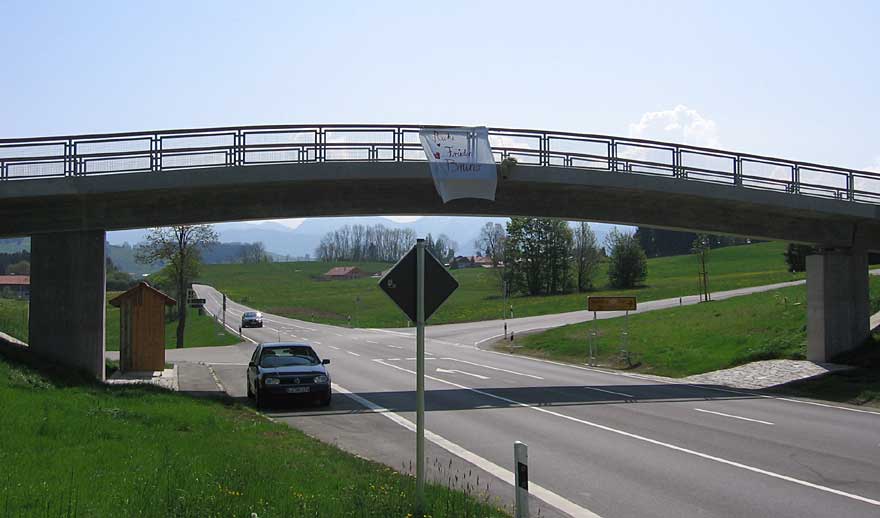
[379,239,459,514]
[514,441,529,518]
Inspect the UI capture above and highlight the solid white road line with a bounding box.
[332,383,602,518]
[346,351,361,357]
[436,368,490,380]
[200,303,257,344]
[473,324,559,347]
[368,328,413,337]
[474,333,504,346]
[372,359,880,508]
[584,386,635,399]
[441,357,544,380]
[694,408,775,426]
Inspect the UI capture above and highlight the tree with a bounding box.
[425,233,457,264]
[474,222,508,291]
[105,257,136,291]
[5,260,30,275]
[635,227,750,258]
[692,233,711,301]
[784,243,815,273]
[315,224,417,262]
[239,242,271,264]
[606,228,647,289]
[505,218,573,296]
[572,222,601,292]
[135,225,219,348]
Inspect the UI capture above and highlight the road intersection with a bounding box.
[176,282,880,518]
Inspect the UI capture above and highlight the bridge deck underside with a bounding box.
[2,162,878,250]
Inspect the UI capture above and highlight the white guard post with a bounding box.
[514,441,529,518]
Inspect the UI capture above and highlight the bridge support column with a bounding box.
[807,248,870,362]
[28,230,106,380]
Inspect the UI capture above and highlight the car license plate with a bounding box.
[286,387,309,394]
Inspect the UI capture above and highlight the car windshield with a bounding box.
[259,346,319,367]
[244,312,257,318]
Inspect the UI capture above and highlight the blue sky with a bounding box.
[2,0,878,227]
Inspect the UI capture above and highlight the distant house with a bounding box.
[0,275,29,298]
[450,256,475,269]
[450,256,499,269]
[323,266,366,280]
[473,256,497,268]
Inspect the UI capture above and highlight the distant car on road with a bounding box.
[241,311,263,328]
[247,342,331,408]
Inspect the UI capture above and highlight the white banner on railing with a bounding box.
[419,127,496,203]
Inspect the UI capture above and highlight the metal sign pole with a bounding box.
[415,239,426,514]
[590,311,597,366]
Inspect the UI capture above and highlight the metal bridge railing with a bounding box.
[1,124,878,205]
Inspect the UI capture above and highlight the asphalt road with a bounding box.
[182,282,880,518]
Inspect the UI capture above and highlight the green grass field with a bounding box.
[513,276,880,379]
[0,296,239,350]
[0,351,508,517]
[0,298,28,341]
[198,241,803,328]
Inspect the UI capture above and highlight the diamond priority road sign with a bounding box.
[379,245,458,323]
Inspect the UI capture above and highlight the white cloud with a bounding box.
[628,105,721,148]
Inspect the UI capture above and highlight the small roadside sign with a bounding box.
[189,298,206,306]
[587,296,637,312]
[379,245,459,322]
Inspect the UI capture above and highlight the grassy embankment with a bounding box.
[199,241,802,328]
[0,351,507,517]
[513,276,880,406]
[0,296,238,350]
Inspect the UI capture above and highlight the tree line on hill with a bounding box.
[634,227,750,258]
[314,224,458,263]
[474,219,648,297]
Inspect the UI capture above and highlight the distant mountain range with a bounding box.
[105,217,626,260]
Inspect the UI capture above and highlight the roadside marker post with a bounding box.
[378,239,458,515]
[222,294,227,329]
[514,441,529,518]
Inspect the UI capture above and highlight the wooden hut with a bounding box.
[109,282,176,372]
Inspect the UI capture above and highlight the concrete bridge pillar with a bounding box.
[807,247,870,362]
[28,230,106,380]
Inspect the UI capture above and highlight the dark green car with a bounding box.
[247,343,331,408]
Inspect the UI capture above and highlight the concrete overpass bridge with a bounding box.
[1,124,878,378]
